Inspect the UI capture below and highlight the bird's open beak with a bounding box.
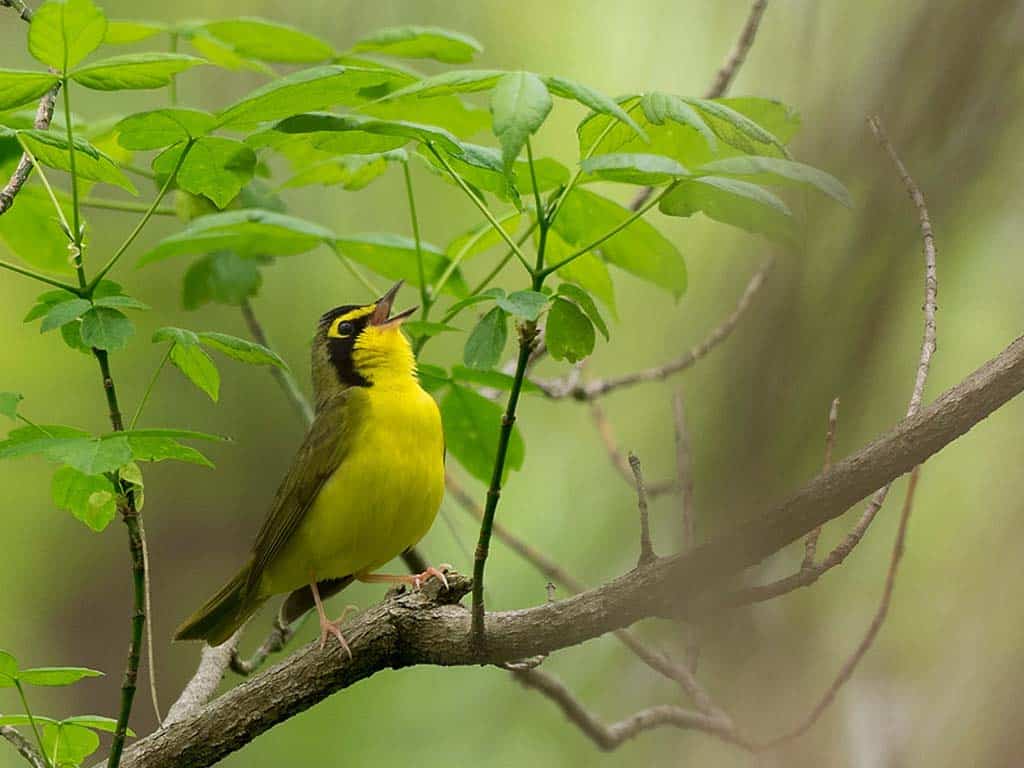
[370,280,417,327]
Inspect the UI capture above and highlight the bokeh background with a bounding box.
[3,1,1024,766]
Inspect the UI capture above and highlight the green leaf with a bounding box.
[169,342,220,401]
[440,383,524,483]
[543,75,646,140]
[697,155,850,206]
[153,137,256,208]
[716,97,801,144]
[361,94,489,139]
[382,69,505,100]
[18,130,135,193]
[581,152,688,185]
[403,321,459,339]
[29,0,107,72]
[198,17,334,63]
[43,722,101,766]
[103,19,166,44]
[546,296,595,362]
[443,288,504,319]
[416,363,448,392]
[463,306,507,370]
[640,92,716,149]
[70,53,204,90]
[417,142,519,205]
[120,428,227,442]
[0,393,23,420]
[92,295,149,311]
[61,715,132,734]
[557,283,608,339]
[351,26,482,63]
[686,98,786,156]
[446,213,524,262]
[115,108,216,150]
[0,70,60,111]
[282,150,403,190]
[182,251,262,309]
[196,331,287,369]
[496,290,548,321]
[0,649,17,685]
[272,112,464,156]
[51,466,118,531]
[0,186,73,274]
[152,326,198,346]
[218,65,408,127]
[187,32,275,75]
[79,306,134,350]
[551,188,686,297]
[451,365,541,394]
[334,233,468,296]
[658,176,794,243]
[40,298,92,332]
[490,71,552,172]
[554,246,616,316]
[125,435,214,468]
[140,209,335,264]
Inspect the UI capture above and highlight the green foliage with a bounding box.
[0,70,59,111]
[659,176,795,243]
[0,392,23,420]
[490,71,552,172]
[463,306,508,370]
[153,137,256,208]
[350,26,482,63]
[51,466,118,531]
[197,17,334,63]
[70,53,205,91]
[28,0,107,72]
[15,129,135,192]
[114,108,216,149]
[546,296,595,362]
[440,383,524,483]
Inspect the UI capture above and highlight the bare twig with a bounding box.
[629,453,656,566]
[512,667,735,751]
[801,397,840,568]
[240,299,315,426]
[672,392,696,551]
[1,726,46,768]
[630,0,770,211]
[723,117,938,610]
[229,617,297,677]
[139,516,162,726]
[588,400,676,496]
[538,257,774,400]
[758,467,920,749]
[165,632,243,726]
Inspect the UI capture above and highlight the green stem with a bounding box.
[14,681,50,768]
[88,139,194,291]
[14,136,72,240]
[93,350,145,768]
[129,347,171,429]
[401,160,430,319]
[444,224,538,323]
[426,142,533,274]
[433,209,523,301]
[0,258,81,293]
[545,118,618,229]
[332,247,380,297]
[471,321,539,639]
[525,138,548,275]
[60,78,86,291]
[82,197,176,216]
[125,163,157,181]
[540,185,671,277]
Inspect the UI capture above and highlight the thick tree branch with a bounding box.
[1,726,46,768]
[119,334,1024,768]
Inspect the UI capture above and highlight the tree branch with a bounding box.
[537,257,773,400]
[1,726,46,768]
[801,397,840,568]
[629,453,655,566]
[165,632,243,726]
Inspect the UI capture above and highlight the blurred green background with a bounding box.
[3,1,1024,766]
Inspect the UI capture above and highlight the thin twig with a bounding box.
[629,453,656,566]
[165,631,243,726]
[672,392,696,551]
[538,257,774,399]
[1,726,46,768]
[240,299,315,425]
[139,515,162,726]
[630,0,770,211]
[229,618,298,677]
[757,468,920,749]
[724,117,938,609]
[512,668,735,751]
[801,397,840,568]
[588,400,676,496]
[0,1,60,219]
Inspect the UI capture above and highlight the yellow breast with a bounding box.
[261,381,444,595]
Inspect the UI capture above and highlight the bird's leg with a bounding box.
[357,563,452,591]
[308,577,356,660]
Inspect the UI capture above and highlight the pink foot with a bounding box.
[317,605,357,660]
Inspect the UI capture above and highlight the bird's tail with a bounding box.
[174,562,266,646]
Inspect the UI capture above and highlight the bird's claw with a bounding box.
[317,604,357,660]
[412,565,451,591]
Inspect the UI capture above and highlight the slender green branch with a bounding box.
[332,247,380,297]
[540,186,671,277]
[0,258,81,293]
[89,140,194,291]
[401,160,430,319]
[433,209,523,302]
[82,197,176,216]
[545,118,618,229]
[525,138,548,275]
[425,142,533,274]
[471,321,539,639]
[125,164,157,181]
[129,347,171,430]
[14,681,50,768]
[60,79,87,290]
[448,224,539,321]
[14,136,72,239]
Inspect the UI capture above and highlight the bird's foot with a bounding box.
[412,564,451,591]
[317,604,357,660]
[357,564,452,591]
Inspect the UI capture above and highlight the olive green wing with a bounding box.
[243,389,359,598]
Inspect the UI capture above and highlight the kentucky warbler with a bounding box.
[174,281,447,654]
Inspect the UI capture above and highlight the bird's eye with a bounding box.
[337,321,355,337]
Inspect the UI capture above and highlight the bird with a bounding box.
[174,280,447,655]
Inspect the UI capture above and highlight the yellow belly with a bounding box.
[260,384,444,595]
